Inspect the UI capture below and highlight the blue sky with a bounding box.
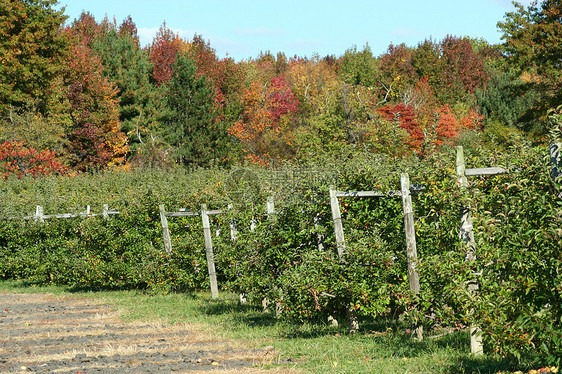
[58,0,532,61]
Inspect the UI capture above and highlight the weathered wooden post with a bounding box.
[400,173,423,341]
[456,146,483,355]
[35,205,44,223]
[228,204,247,305]
[313,213,325,251]
[550,142,562,188]
[228,204,237,241]
[265,196,284,317]
[158,204,173,254]
[329,186,346,261]
[201,204,219,299]
[329,187,358,332]
[266,196,275,217]
[102,204,109,220]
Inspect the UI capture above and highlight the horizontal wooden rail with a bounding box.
[465,167,506,176]
[335,184,425,198]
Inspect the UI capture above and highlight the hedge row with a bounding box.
[0,140,560,364]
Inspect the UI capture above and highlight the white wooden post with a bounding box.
[201,204,219,299]
[229,204,247,305]
[550,142,562,187]
[158,204,172,254]
[266,196,283,317]
[400,173,423,341]
[456,146,483,355]
[266,196,275,216]
[329,187,346,261]
[329,187,357,332]
[228,204,237,241]
[314,213,325,251]
[102,204,109,220]
[35,205,44,222]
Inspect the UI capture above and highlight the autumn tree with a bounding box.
[0,141,68,179]
[150,22,187,86]
[438,35,489,103]
[378,103,423,148]
[379,43,417,103]
[63,31,128,170]
[0,0,68,118]
[285,57,338,118]
[229,75,299,163]
[161,53,232,166]
[498,0,562,133]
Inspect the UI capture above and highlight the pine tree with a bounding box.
[161,53,232,166]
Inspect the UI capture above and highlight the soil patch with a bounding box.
[0,293,295,373]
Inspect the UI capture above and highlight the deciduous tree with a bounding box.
[0,0,68,114]
[229,76,299,163]
[498,0,562,132]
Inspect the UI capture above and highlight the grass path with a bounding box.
[0,281,527,373]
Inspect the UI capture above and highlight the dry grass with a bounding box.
[1,292,300,373]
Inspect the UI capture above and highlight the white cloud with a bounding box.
[137,27,158,47]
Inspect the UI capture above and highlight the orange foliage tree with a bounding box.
[229,76,299,163]
[63,33,128,170]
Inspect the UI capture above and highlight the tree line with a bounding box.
[1,0,561,177]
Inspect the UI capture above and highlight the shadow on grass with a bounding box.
[201,298,280,328]
[445,356,526,374]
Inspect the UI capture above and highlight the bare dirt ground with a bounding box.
[0,293,296,374]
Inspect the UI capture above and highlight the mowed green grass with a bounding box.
[0,280,522,373]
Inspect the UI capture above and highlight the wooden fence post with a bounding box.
[228,204,246,304]
[265,196,284,317]
[329,187,358,332]
[314,213,325,251]
[201,204,219,299]
[456,146,483,355]
[102,204,109,220]
[550,142,562,188]
[228,204,238,241]
[266,196,275,216]
[400,173,423,341]
[35,205,44,222]
[329,186,346,261]
[158,204,172,254]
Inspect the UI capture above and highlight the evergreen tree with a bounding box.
[162,53,233,166]
[91,25,160,153]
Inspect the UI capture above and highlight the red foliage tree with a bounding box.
[379,43,417,86]
[150,23,186,86]
[439,35,489,95]
[378,103,423,148]
[0,141,68,179]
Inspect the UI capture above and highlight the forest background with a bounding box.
[1,0,561,172]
